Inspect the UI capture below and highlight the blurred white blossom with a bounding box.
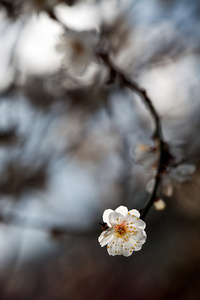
[133,143,158,170]
[98,206,146,257]
[56,29,99,74]
[147,163,196,197]
[133,141,184,171]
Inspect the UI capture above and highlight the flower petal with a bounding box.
[127,238,142,251]
[109,211,125,226]
[162,184,173,197]
[103,209,113,226]
[107,237,118,256]
[135,219,146,229]
[121,241,133,257]
[126,215,139,224]
[98,228,115,247]
[115,206,128,217]
[176,164,196,176]
[133,244,142,251]
[146,178,155,193]
[135,229,147,242]
[98,231,106,243]
[127,209,140,218]
[117,238,123,255]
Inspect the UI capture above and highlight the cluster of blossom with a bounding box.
[133,141,196,210]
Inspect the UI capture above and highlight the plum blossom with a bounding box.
[133,141,184,171]
[56,29,99,74]
[133,143,158,170]
[98,206,146,257]
[147,163,196,197]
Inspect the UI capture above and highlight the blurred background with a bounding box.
[0,0,200,299]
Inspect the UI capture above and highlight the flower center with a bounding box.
[71,40,85,56]
[115,222,127,237]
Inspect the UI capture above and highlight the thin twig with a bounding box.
[98,51,164,220]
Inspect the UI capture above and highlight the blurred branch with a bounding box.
[47,7,69,30]
[0,211,96,237]
[0,0,19,18]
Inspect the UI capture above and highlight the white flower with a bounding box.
[56,30,98,74]
[133,144,158,170]
[98,206,146,257]
[133,141,184,170]
[147,163,196,197]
